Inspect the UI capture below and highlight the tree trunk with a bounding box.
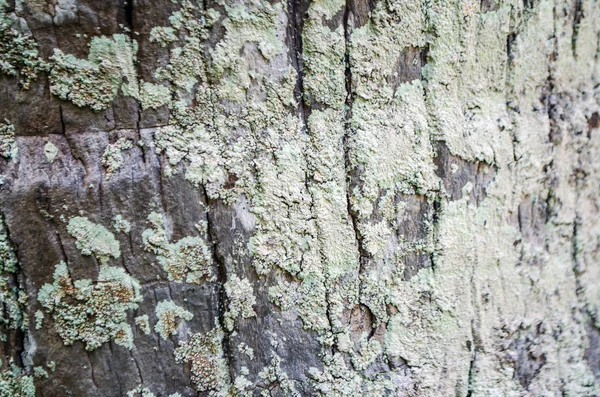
[0,0,599,395]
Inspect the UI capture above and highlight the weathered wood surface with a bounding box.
[0,0,600,395]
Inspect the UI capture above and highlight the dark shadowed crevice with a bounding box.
[116,0,135,32]
[128,350,144,386]
[522,0,539,10]
[285,0,310,126]
[86,351,100,390]
[58,104,66,135]
[571,214,582,276]
[428,195,442,275]
[542,82,561,145]
[465,346,476,396]
[124,0,134,30]
[465,299,480,395]
[117,0,145,138]
[505,27,519,164]
[199,186,235,380]
[342,0,370,275]
[0,215,25,367]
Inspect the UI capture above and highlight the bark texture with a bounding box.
[0,0,600,395]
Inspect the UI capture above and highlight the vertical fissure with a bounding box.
[199,186,234,381]
[286,0,310,127]
[58,104,66,135]
[124,0,135,30]
[342,0,368,275]
[0,216,26,367]
[571,0,583,58]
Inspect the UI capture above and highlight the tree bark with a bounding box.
[0,0,600,395]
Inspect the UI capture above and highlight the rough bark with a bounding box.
[0,0,599,395]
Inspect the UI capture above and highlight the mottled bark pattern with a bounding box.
[0,0,599,395]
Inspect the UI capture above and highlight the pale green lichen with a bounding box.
[0,214,27,333]
[37,262,141,350]
[141,211,212,283]
[32,367,48,379]
[302,0,346,109]
[112,215,131,234]
[152,1,216,92]
[0,0,45,89]
[0,278,27,333]
[237,343,254,359]
[154,300,193,340]
[209,0,283,102]
[232,371,252,397]
[139,82,171,110]
[127,386,156,397]
[149,26,177,47]
[308,352,394,395]
[0,275,29,331]
[33,311,43,330]
[152,124,230,193]
[67,216,121,264]
[49,34,139,111]
[268,278,330,332]
[102,138,133,179]
[134,315,150,335]
[43,141,58,163]
[223,275,256,331]
[0,214,17,273]
[0,364,35,397]
[0,120,16,160]
[174,327,230,396]
[114,321,134,349]
[257,355,299,397]
[144,3,331,337]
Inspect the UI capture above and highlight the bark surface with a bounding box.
[0,0,600,395]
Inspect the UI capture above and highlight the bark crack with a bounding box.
[286,0,310,127]
[200,186,235,382]
[342,0,368,275]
